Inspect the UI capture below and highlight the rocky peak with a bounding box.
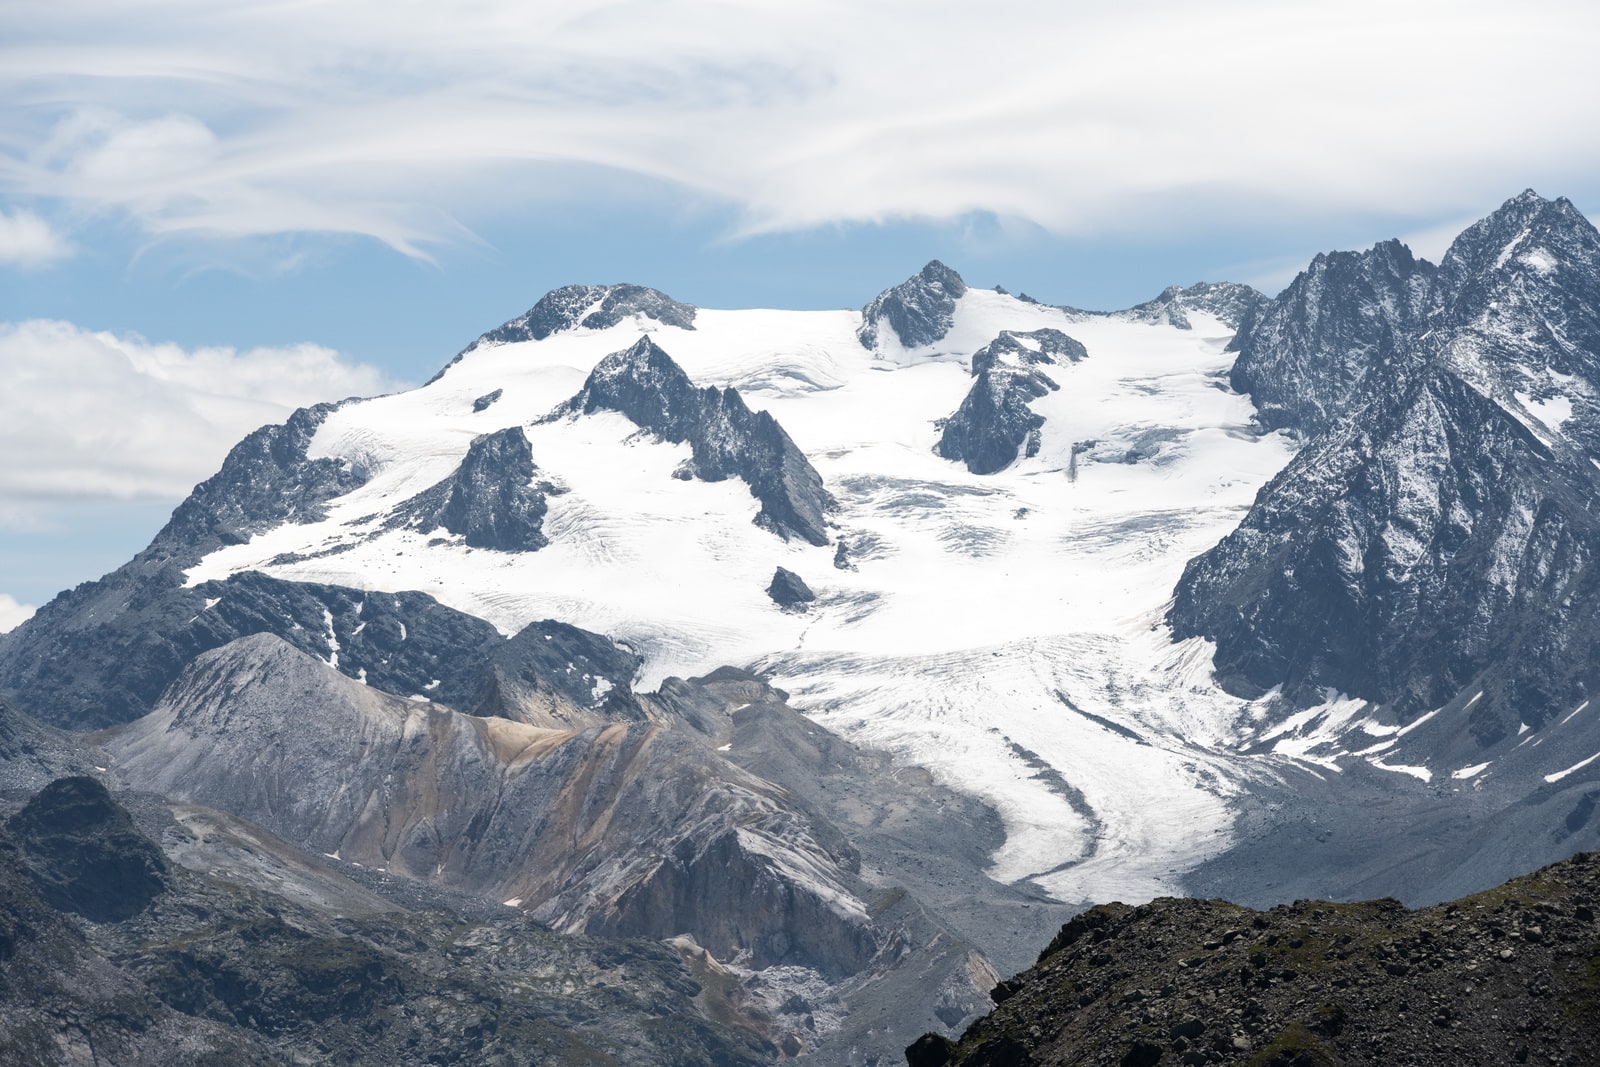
[1432,192,1600,426]
[150,401,367,563]
[483,283,697,346]
[1228,238,1437,436]
[858,260,970,350]
[388,425,556,552]
[1118,280,1271,331]
[937,329,1082,475]
[427,283,698,383]
[969,329,1086,375]
[551,337,834,545]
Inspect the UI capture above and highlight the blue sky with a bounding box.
[3,0,1600,623]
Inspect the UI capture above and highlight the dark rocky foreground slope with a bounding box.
[911,850,1600,1067]
[0,776,773,1066]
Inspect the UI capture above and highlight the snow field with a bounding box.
[186,290,1305,904]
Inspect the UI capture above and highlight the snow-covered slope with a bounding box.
[170,274,1295,904]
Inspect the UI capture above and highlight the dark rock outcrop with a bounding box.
[482,283,698,344]
[1229,239,1436,437]
[472,387,503,412]
[859,261,969,350]
[914,850,1600,1067]
[428,283,699,383]
[387,425,557,551]
[6,776,167,923]
[551,336,833,544]
[149,401,365,563]
[937,329,1084,475]
[0,699,96,790]
[0,565,643,731]
[767,567,815,608]
[472,618,649,728]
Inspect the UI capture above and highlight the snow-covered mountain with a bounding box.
[9,190,1600,1060]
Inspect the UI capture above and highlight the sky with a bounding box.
[3,0,1600,624]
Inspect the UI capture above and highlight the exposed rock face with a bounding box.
[1173,191,1600,742]
[471,386,503,412]
[6,776,167,923]
[0,700,96,790]
[936,329,1084,475]
[1229,239,1436,436]
[0,780,773,1066]
[552,335,833,544]
[767,567,816,608]
[153,402,367,561]
[481,283,699,344]
[107,635,883,979]
[968,329,1086,374]
[387,425,556,551]
[427,283,699,383]
[859,261,969,350]
[1116,280,1271,331]
[0,564,644,731]
[472,618,650,728]
[911,850,1600,1067]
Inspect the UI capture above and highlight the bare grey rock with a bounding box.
[550,335,834,545]
[859,261,969,350]
[106,635,883,980]
[386,425,557,551]
[767,567,816,608]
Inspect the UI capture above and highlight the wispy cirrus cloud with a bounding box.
[2,0,1599,259]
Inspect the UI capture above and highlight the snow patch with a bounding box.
[1545,751,1600,784]
[1451,762,1491,780]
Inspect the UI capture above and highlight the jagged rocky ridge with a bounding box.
[549,335,833,544]
[386,425,558,551]
[909,850,1600,1067]
[936,329,1086,475]
[1112,281,1272,332]
[0,567,645,731]
[429,282,699,383]
[1173,191,1600,745]
[0,776,774,1066]
[859,260,969,350]
[1229,239,1436,437]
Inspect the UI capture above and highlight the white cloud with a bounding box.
[1,1,1599,254]
[0,320,391,517]
[0,208,70,267]
[0,593,34,633]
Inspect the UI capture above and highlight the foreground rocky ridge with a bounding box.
[913,850,1600,1067]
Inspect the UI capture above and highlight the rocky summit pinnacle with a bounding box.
[387,425,557,552]
[858,260,969,350]
[551,335,834,544]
